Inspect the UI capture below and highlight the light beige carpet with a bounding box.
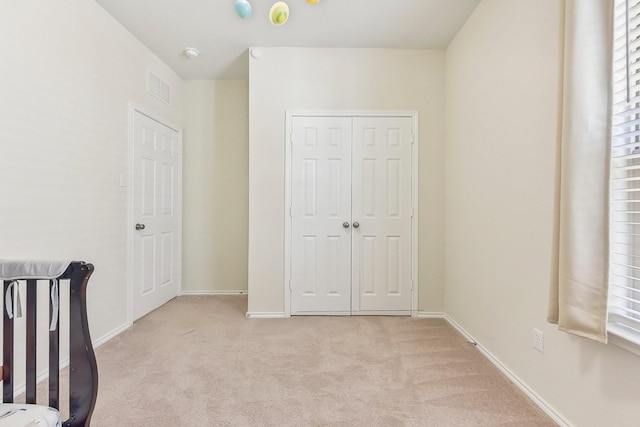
[88,296,555,426]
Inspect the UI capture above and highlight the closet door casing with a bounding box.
[289,115,414,315]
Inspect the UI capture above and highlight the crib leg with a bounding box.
[64,262,98,427]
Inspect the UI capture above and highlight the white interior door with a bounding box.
[351,117,413,313]
[289,114,414,315]
[132,111,181,320]
[290,117,353,314]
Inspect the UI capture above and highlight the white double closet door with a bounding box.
[289,115,414,315]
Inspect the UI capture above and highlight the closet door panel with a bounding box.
[290,117,353,314]
[352,117,413,313]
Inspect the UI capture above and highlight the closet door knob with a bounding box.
[343,222,350,228]
[353,221,360,229]
[135,223,146,230]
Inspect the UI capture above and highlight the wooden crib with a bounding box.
[0,261,98,427]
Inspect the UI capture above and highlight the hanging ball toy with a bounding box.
[269,2,289,26]
[235,0,252,19]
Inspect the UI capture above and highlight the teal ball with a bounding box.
[235,0,252,19]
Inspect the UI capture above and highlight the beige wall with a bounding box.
[248,48,446,315]
[0,0,183,343]
[182,80,249,293]
[445,0,640,425]
[7,2,635,423]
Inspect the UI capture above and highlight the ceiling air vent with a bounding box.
[148,71,171,104]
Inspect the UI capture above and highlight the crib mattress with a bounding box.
[0,403,61,427]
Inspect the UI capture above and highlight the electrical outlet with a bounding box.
[533,328,544,353]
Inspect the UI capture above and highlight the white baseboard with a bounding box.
[93,322,131,349]
[180,290,248,295]
[415,311,445,318]
[444,315,571,427]
[245,312,286,318]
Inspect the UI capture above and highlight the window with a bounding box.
[609,0,640,351]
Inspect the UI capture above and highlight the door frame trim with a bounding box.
[283,110,419,317]
[127,104,183,325]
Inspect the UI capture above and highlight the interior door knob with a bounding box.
[343,222,350,228]
[135,223,146,230]
[353,221,360,229]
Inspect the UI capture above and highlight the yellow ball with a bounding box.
[306,0,319,3]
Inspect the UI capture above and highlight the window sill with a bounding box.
[608,323,640,357]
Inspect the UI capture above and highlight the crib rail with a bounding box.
[2,261,98,427]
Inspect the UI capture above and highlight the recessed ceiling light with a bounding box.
[184,47,200,59]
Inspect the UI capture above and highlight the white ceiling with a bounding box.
[94,0,480,80]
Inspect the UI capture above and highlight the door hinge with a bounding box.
[289,205,292,217]
[289,280,292,290]
[411,134,415,145]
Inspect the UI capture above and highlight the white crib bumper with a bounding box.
[0,260,72,281]
[0,403,61,427]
